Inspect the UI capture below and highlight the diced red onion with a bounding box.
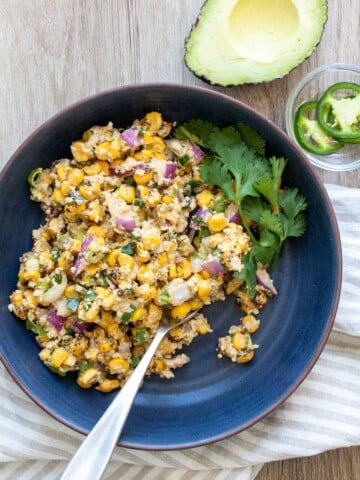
[71,321,94,334]
[47,309,66,332]
[121,127,143,148]
[71,236,95,276]
[225,203,241,225]
[189,207,210,229]
[164,162,177,179]
[115,216,136,232]
[189,141,205,164]
[256,266,277,296]
[202,259,227,276]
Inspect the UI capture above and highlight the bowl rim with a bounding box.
[0,82,343,449]
[285,62,360,172]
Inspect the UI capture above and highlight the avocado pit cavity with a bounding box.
[229,0,300,63]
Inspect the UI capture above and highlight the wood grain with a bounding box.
[0,1,359,478]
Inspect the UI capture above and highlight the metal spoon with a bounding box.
[60,309,200,480]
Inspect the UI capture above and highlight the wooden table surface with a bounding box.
[0,1,359,478]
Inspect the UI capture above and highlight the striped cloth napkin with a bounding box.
[1,184,359,480]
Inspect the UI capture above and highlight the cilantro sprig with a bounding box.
[174,120,307,294]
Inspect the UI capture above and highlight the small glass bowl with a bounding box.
[285,63,360,171]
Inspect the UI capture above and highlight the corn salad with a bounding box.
[9,112,272,391]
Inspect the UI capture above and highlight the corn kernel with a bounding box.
[133,171,153,185]
[64,286,77,300]
[71,337,89,356]
[141,285,157,300]
[242,315,260,333]
[238,351,254,363]
[98,341,113,353]
[207,213,227,233]
[39,349,51,361]
[107,249,119,267]
[232,332,246,350]
[181,259,192,279]
[189,298,203,310]
[118,184,136,203]
[84,161,103,176]
[134,149,153,160]
[77,368,99,388]
[84,304,100,322]
[142,232,161,251]
[24,289,39,307]
[132,307,147,323]
[96,311,113,330]
[198,279,212,297]
[70,238,82,252]
[137,265,155,284]
[71,141,93,162]
[87,225,105,238]
[138,185,150,201]
[153,358,165,373]
[157,252,168,266]
[145,111,163,130]
[147,190,161,207]
[97,379,121,392]
[85,263,101,276]
[171,302,192,319]
[52,188,65,203]
[196,323,210,335]
[56,164,67,181]
[87,203,104,223]
[79,184,96,200]
[117,253,135,270]
[98,160,110,174]
[225,278,241,295]
[10,290,24,305]
[108,357,130,374]
[196,190,214,207]
[169,264,178,279]
[67,168,85,186]
[59,180,71,197]
[23,270,40,282]
[95,141,120,161]
[148,303,163,322]
[162,195,172,204]
[51,348,69,368]
[106,322,123,339]
[57,253,69,269]
[137,248,150,263]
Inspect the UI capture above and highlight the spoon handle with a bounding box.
[60,324,167,480]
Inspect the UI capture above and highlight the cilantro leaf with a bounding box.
[234,252,257,296]
[279,188,308,222]
[207,126,243,149]
[174,120,214,148]
[236,123,266,155]
[200,156,235,202]
[259,209,283,238]
[281,212,307,238]
[255,157,287,210]
[270,156,287,188]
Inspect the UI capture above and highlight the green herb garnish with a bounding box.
[175,120,307,294]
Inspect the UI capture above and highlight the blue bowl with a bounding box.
[0,84,341,450]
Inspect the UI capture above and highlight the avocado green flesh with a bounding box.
[185,0,328,86]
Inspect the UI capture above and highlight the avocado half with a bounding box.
[185,0,328,86]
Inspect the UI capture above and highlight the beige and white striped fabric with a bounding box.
[1,184,359,480]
